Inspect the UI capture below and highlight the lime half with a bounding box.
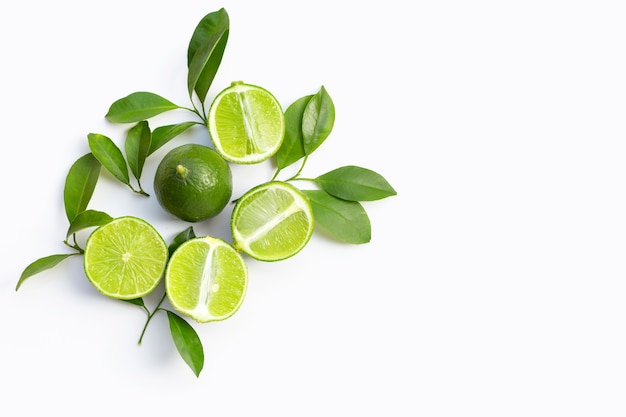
[165,236,248,323]
[84,216,168,300]
[231,181,314,262]
[208,81,285,164]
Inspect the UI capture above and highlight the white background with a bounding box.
[2,0,626,415]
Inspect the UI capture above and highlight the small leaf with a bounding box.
[16,254,77,291]
[64,153,101,223]
[315,166,397,201]
[66,209,113,240]
[167,310,204,377]
[187,8,229,103]
[88,133,130,186]
[149,122,197,155]
[276,95,311,170]
[105,92,180,123]
[168,226,196,256]
[302,190,371,244]
[125,121,152,181]
[122,298,145,307]
[302,86,335,155]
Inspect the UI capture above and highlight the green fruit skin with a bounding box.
[154,144,233,222]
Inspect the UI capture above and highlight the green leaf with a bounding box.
[16,254,77,291]
[302,190,371,244]
[315,165,397,201]
[66,209,113,240]
[125,121,152,181]
[168,226,196,256]
[149,122,197,155]
[187,8,229,103]
[276,95,311,170]
[122,298,145,307]
[167,310,204,377]
[64,153,101,223]
[88,133,130,186]
[105,92,180,123]
[302,86,335,155]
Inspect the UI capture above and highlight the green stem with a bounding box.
[133,180,150,197]
[282,156,309,182]
[138,291,168,345]
[289,177,316,183]
[183,105,207,125]
[63,236,84,254]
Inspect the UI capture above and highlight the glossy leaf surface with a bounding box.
[125,121,152,181]
[315,165,397,201]
[66,209,113,240]
[167,310,204,377]
[187,8,229,102]
[168,226,196,256]
[276,95,311,170]
[64,153,101,223]
[88,133,130,186]
[105,92,180,123]
[149,122,197,155]
[16,254,77,291]
[302,86,335,155]
[302,190,371,244]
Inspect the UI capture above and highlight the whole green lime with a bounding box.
[154,143,233,222]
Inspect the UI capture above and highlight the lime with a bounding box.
[231,181,314,262]
[208,81,285,164]
[153,143,232,222]
[165,236,248,323]
[84,216,168,300]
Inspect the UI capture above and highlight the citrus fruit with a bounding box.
[231,181,314,262]
[208,81,285,164]
[165,235,248,323]
[83,216,168,300]
[153,143,232,222]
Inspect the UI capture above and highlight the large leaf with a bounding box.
[125,121,152,181]
[64,153,101,223]
[149,122,197,155]
[315,165,397,201]
[88,133,130,186]
[167,311,204,377]
[302,190,371,244]
[187,8,229,102]
[276,95,311,170]
[105,92,180,123]
[66,209,113,240]
[16,254,77,291]
[302,86,335,155]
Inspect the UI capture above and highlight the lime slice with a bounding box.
[231,181,314,262]
[84,216,168,300]
[208,81,285,164]
[165,236,248,323]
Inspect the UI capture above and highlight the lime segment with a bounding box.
[165,236,248,323]
[84,216,168,300]
[208,81,285,164]
[231,182,314,262]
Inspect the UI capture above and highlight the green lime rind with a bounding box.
[83,216,168,300]
[153,143,233,222]
[165,236,248,323]
[231,181,314,262]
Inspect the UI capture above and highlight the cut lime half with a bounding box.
[208,81,285,164]
[84,216,168,300]
[231,181,314,262]
[165,235,248,323]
